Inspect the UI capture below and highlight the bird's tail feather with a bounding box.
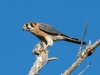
[64,37,86,45]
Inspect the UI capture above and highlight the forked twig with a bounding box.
[62,40,100,75]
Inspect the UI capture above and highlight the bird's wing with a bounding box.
[38,23,86,44]
[39,23,61,35]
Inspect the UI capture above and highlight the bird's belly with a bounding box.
[32,29,53,46]
[36,35,53,46]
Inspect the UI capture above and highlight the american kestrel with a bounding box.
[23,22,86,50]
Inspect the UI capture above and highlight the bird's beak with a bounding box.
[22,24,27,31]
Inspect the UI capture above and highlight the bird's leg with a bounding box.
[37,42,44,51]
[43,45,48,50]
[41,42,48,50]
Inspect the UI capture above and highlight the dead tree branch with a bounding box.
[62,39,100,75]
[28,43,58,75]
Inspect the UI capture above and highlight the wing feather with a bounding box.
[39,23,61,35]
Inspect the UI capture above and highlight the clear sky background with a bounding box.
[0,0,100,75]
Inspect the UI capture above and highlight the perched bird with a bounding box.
[23,22,86,49]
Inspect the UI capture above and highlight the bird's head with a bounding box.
[23,22,36,31]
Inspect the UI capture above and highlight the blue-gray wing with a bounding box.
[39,23,61,35]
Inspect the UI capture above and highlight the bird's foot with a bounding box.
[43,46,48,50]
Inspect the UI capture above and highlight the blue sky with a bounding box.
[0,0,100,75]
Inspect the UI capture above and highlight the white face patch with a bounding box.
[27,23,34,31]
[27,24,33,28]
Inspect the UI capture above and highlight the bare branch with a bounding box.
[28,43,57,75]
[48,57,58,61]
[78,61,92,75]
[78,22,89,56]
[63,39,100,75]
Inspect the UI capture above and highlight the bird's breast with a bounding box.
[31,29,49,39]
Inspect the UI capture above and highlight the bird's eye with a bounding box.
[30,23,34,27]
[26,24,28,26]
